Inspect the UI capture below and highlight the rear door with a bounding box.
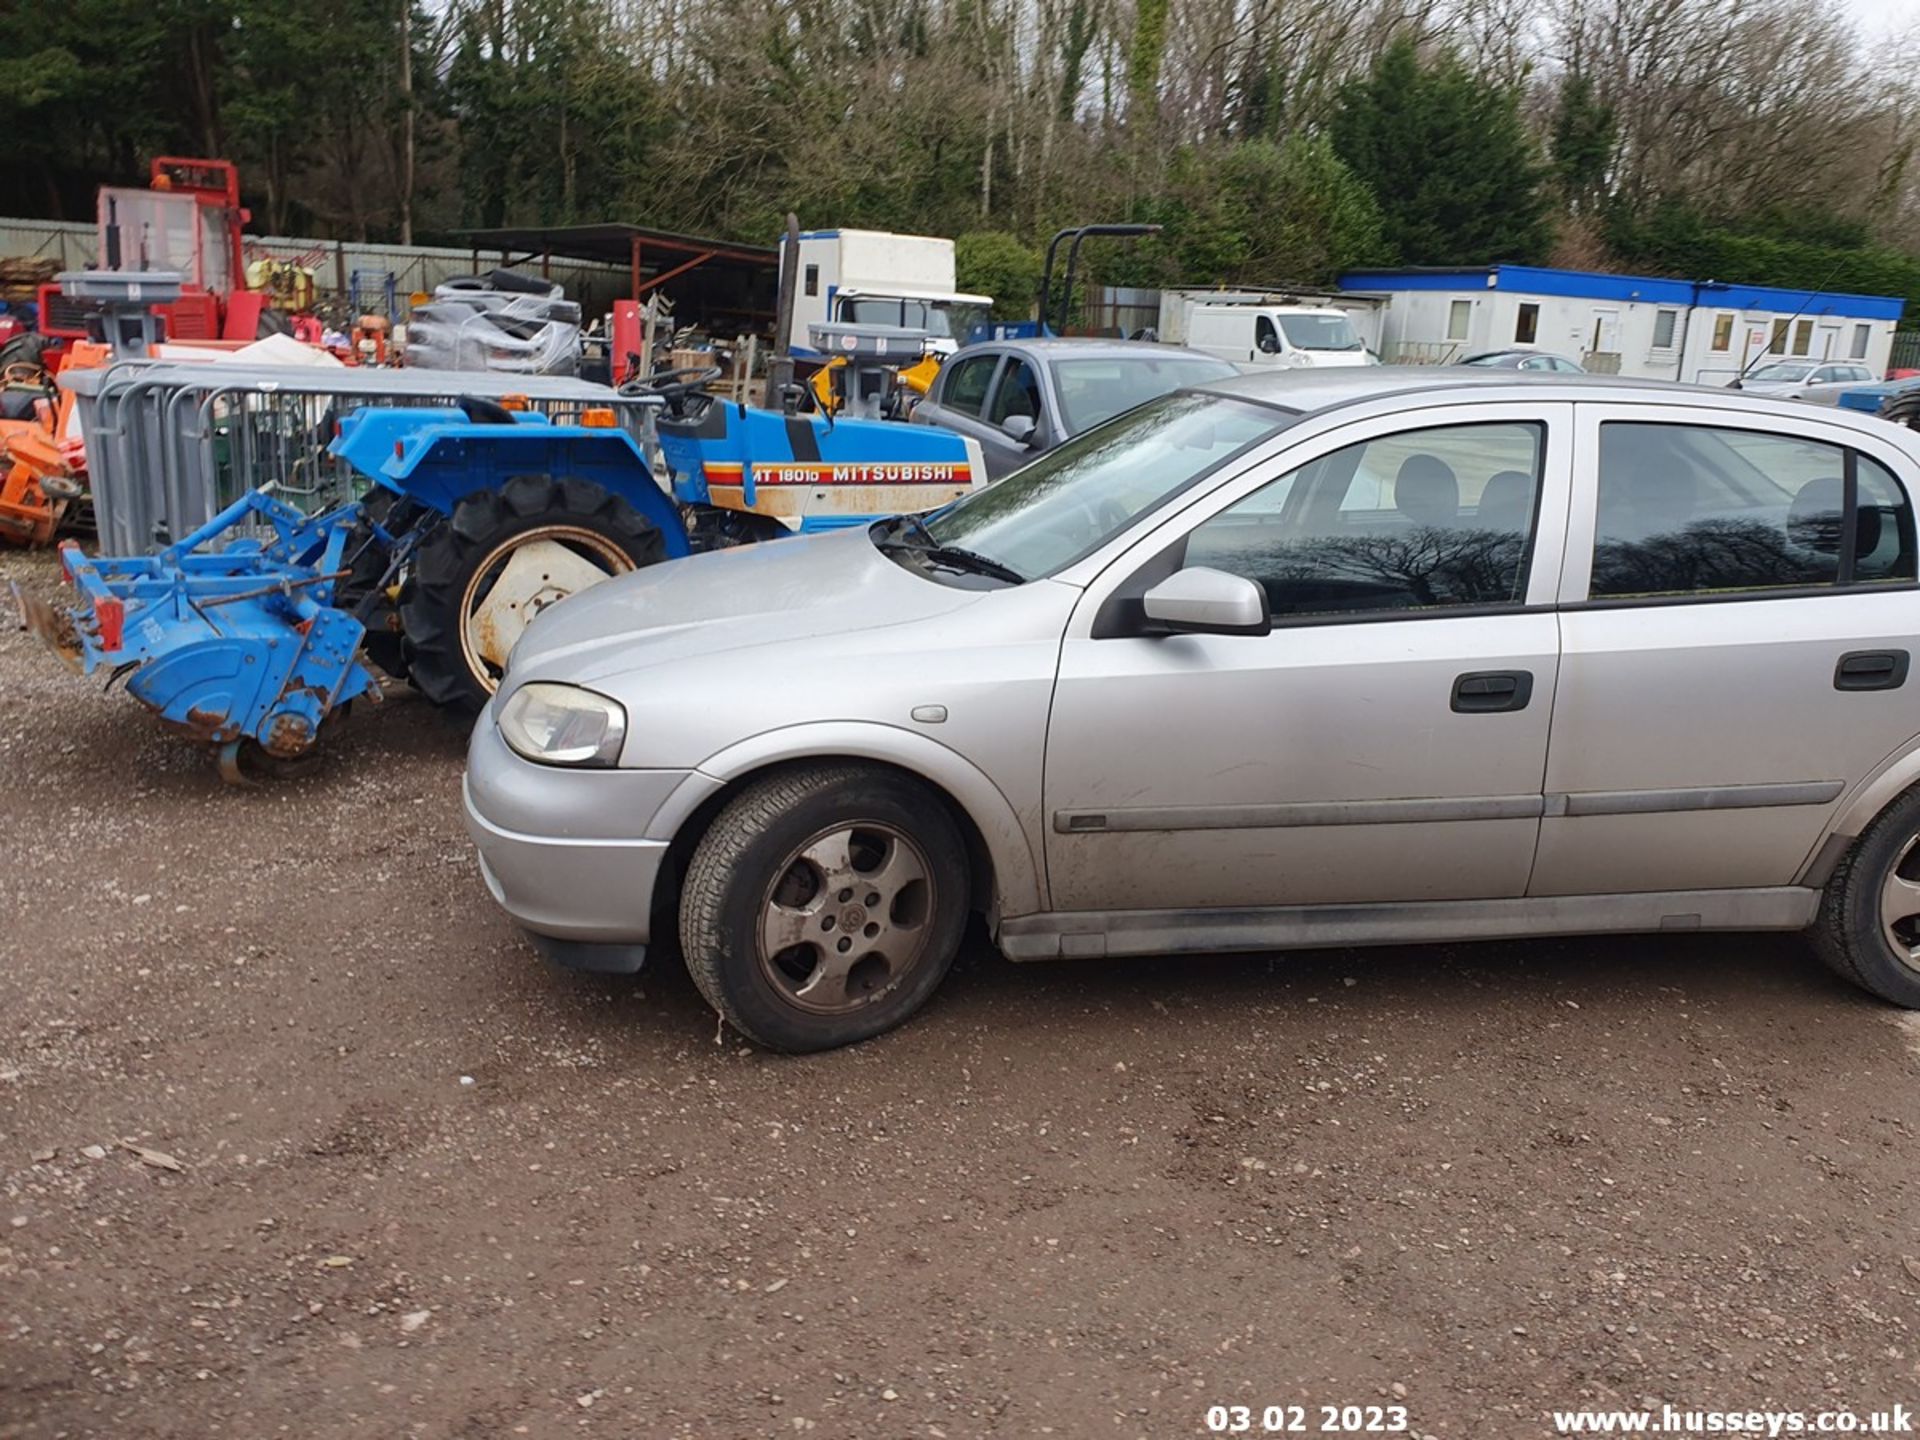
[1534,403,1920,895]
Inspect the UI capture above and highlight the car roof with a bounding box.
[1184,365,1897,433]
[955,337,1224,364]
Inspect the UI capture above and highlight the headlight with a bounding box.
[497,682,627,767]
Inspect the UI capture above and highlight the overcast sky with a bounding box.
[1840,0,1914,37]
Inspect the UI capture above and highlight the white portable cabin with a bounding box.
[1337,265,1902,381]
[785,230,993,358]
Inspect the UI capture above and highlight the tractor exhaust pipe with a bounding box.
[765,212,801,410]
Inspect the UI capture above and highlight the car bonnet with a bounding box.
[501,525,990,687]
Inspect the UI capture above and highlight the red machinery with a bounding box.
[37,158,274,362]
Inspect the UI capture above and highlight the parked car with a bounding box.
[910,339,1237,479]
[1460,349,1586,373]
[468,368,1920,1052]
[1734,360,1880,400]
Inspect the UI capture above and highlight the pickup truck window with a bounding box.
[1590,423,1916,599]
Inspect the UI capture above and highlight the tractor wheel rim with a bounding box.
[756,821,937,1017]
[457,524,634,692]
[1880,834,1920,972]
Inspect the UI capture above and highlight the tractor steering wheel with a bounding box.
[620,365,724,415]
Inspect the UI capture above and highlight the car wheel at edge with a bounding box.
[1812,783,1920,1007]
[679,764,971,1052]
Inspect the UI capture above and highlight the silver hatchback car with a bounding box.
[466,369,1920,1051]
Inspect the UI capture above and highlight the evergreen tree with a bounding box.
[1550,73,1616,213]
[1329,38,1551,266]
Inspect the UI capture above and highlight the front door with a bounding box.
[1043,404,1574,914]
[1534,404,1920,894]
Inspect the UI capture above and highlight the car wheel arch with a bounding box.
[1800,734,1920,885]
[644,724,1044,930]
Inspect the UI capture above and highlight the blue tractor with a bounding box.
[16,347,987,780]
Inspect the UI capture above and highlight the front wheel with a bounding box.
[1811,783,1920,1007]
[679,765,971,1051]
[400,475,666,715]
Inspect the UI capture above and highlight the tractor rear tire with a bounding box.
[400,475,667,716]
[338,488,426,681]
[1884,390,1920,432]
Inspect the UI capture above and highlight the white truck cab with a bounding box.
[786,230,993,360]
[1183,304,1375,369]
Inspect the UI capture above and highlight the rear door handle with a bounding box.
[1452,670,1534,713]
[1835,650,1909,692]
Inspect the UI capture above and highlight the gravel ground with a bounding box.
[5,544,1920,1440]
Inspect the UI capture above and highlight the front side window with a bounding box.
[1255,315,1282,354]
[1182,422,1545,619]
[1652,310,1678,350]
[1515,303,1540,345]
[922,393,1291,579]
[939,354,999,417]
[987,359,1042,425]
[1589,422,1916,600]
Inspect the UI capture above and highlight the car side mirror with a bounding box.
[1141,567,1270,637]
[1000,414,1039,447]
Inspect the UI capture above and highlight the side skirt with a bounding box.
[994,888,1821,961]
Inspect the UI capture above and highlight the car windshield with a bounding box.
[1747,362,1816,382]
[845,297,989,342]
[917,392,1290,579]
[1052,355,1239,433]
[1277,313,1363,351]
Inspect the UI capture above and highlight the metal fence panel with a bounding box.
[61,362,652,553]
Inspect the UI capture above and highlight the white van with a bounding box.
[1184,304,1375,369]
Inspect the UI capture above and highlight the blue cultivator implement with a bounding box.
[18,490,377,782]
[15,352,985,780]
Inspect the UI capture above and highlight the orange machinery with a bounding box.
[0,341,103,546]
[37,159,273,367]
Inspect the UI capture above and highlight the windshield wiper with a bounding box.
[879,514,1027,585]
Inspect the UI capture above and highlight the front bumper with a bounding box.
[463,718,689,959]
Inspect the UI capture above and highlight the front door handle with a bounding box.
[1835,650,1910,692]
[1452,670,1534,713]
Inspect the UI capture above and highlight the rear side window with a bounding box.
[1589,422,1917,599]
[939,354,999,417]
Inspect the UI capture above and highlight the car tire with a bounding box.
[679,764,970,1052]
[1810,784,1920,1007]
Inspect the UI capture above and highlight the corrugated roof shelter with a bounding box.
[460,223,778,332]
